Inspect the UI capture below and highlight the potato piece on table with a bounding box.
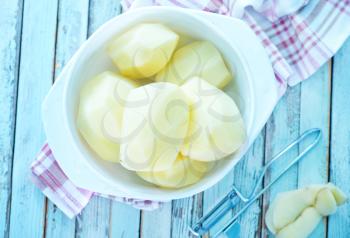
[327,183,348,205]
[265,183,348,237]
[277,207,322,238]
[265,187,320,233]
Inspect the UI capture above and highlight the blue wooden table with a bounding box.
[1,0,349,237]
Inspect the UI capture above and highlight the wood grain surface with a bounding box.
[0,1,349,237]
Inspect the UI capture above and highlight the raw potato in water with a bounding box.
[137,154,213,188]
[180,77,246,161]
[77,71,138,162]
[155,41,232,88]
[120,82,190,172]
[265,183,347,238]
[107,23,179,79]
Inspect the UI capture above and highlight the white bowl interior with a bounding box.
[63,8,254,199]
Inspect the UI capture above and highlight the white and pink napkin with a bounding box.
[31,0,350,218]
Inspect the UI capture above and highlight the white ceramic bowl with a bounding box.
[43,7,278,201]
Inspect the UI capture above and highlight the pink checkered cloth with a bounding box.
[31,0,350,218]
[31,144,161,218]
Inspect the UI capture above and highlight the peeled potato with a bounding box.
[265,183,347,237]
[315,188,337,216]
[137,154,213,188]
[327,183,348,204]
[120,82,190,172]
[155,41,232,88]
[107,23,179,79]
[180,77,245,161]
[265,187,320,232]
[277,207,321,238]
[77,71,138,162]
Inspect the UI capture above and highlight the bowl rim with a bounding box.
[61,6,256,200]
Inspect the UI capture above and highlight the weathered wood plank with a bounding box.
[171,194,202,238]
[261,85,301,237]
[75,197,111,238]
[88,0,122,36]
[328,38,350,238]
[299,63,330,186]
[0,1,23,237]
[110,202,140,238]
[45,0,89,237]
[298,62,331,237]
[141,202,172,238]
[8,0,59,237]
[233,131,265,238]
[54,0,89,76]
[45,205,75,238]
[202,169,234,237]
